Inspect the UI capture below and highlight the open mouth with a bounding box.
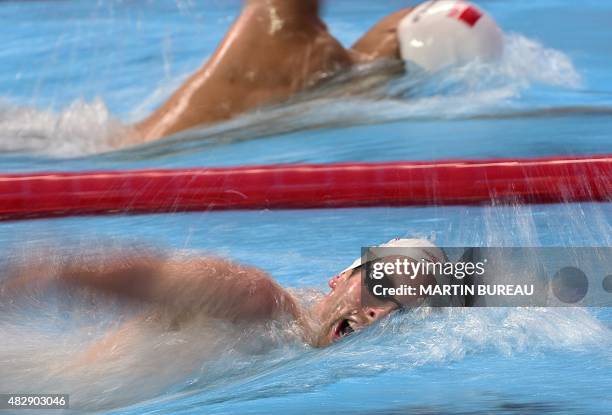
[333,319,356,340]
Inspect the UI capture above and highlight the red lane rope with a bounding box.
[1,155,610,221]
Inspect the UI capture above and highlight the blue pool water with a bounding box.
[0,1,611,414]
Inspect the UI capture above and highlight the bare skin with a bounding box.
[0,251,404,356]
[308,266,397,347]
[135,0,413,141]
[2,254,299,324]
[352,8,416,61]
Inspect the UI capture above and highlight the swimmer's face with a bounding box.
[309,267,397,347]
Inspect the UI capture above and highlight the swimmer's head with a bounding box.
[398,0,504,72]
[308,238,445,347]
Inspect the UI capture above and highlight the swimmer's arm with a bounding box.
[2,254,299,323]
[59,255,300,323]
[2,252,170,303]
[0,257,58,298]
[155,258,301,323]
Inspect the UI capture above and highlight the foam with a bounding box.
[0,99,130,156]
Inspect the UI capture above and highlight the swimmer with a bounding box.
[0,239,445,358]
[134,0,503,141]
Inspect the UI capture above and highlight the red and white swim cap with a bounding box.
[398,0,504,72]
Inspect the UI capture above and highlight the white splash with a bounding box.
[0,98,132,156]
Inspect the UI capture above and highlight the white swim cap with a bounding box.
[398,0,504,72]
[341,238,446,274]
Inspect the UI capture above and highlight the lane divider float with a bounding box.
[0,155,610,221]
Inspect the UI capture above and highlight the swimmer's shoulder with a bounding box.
[351,8,415,61]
